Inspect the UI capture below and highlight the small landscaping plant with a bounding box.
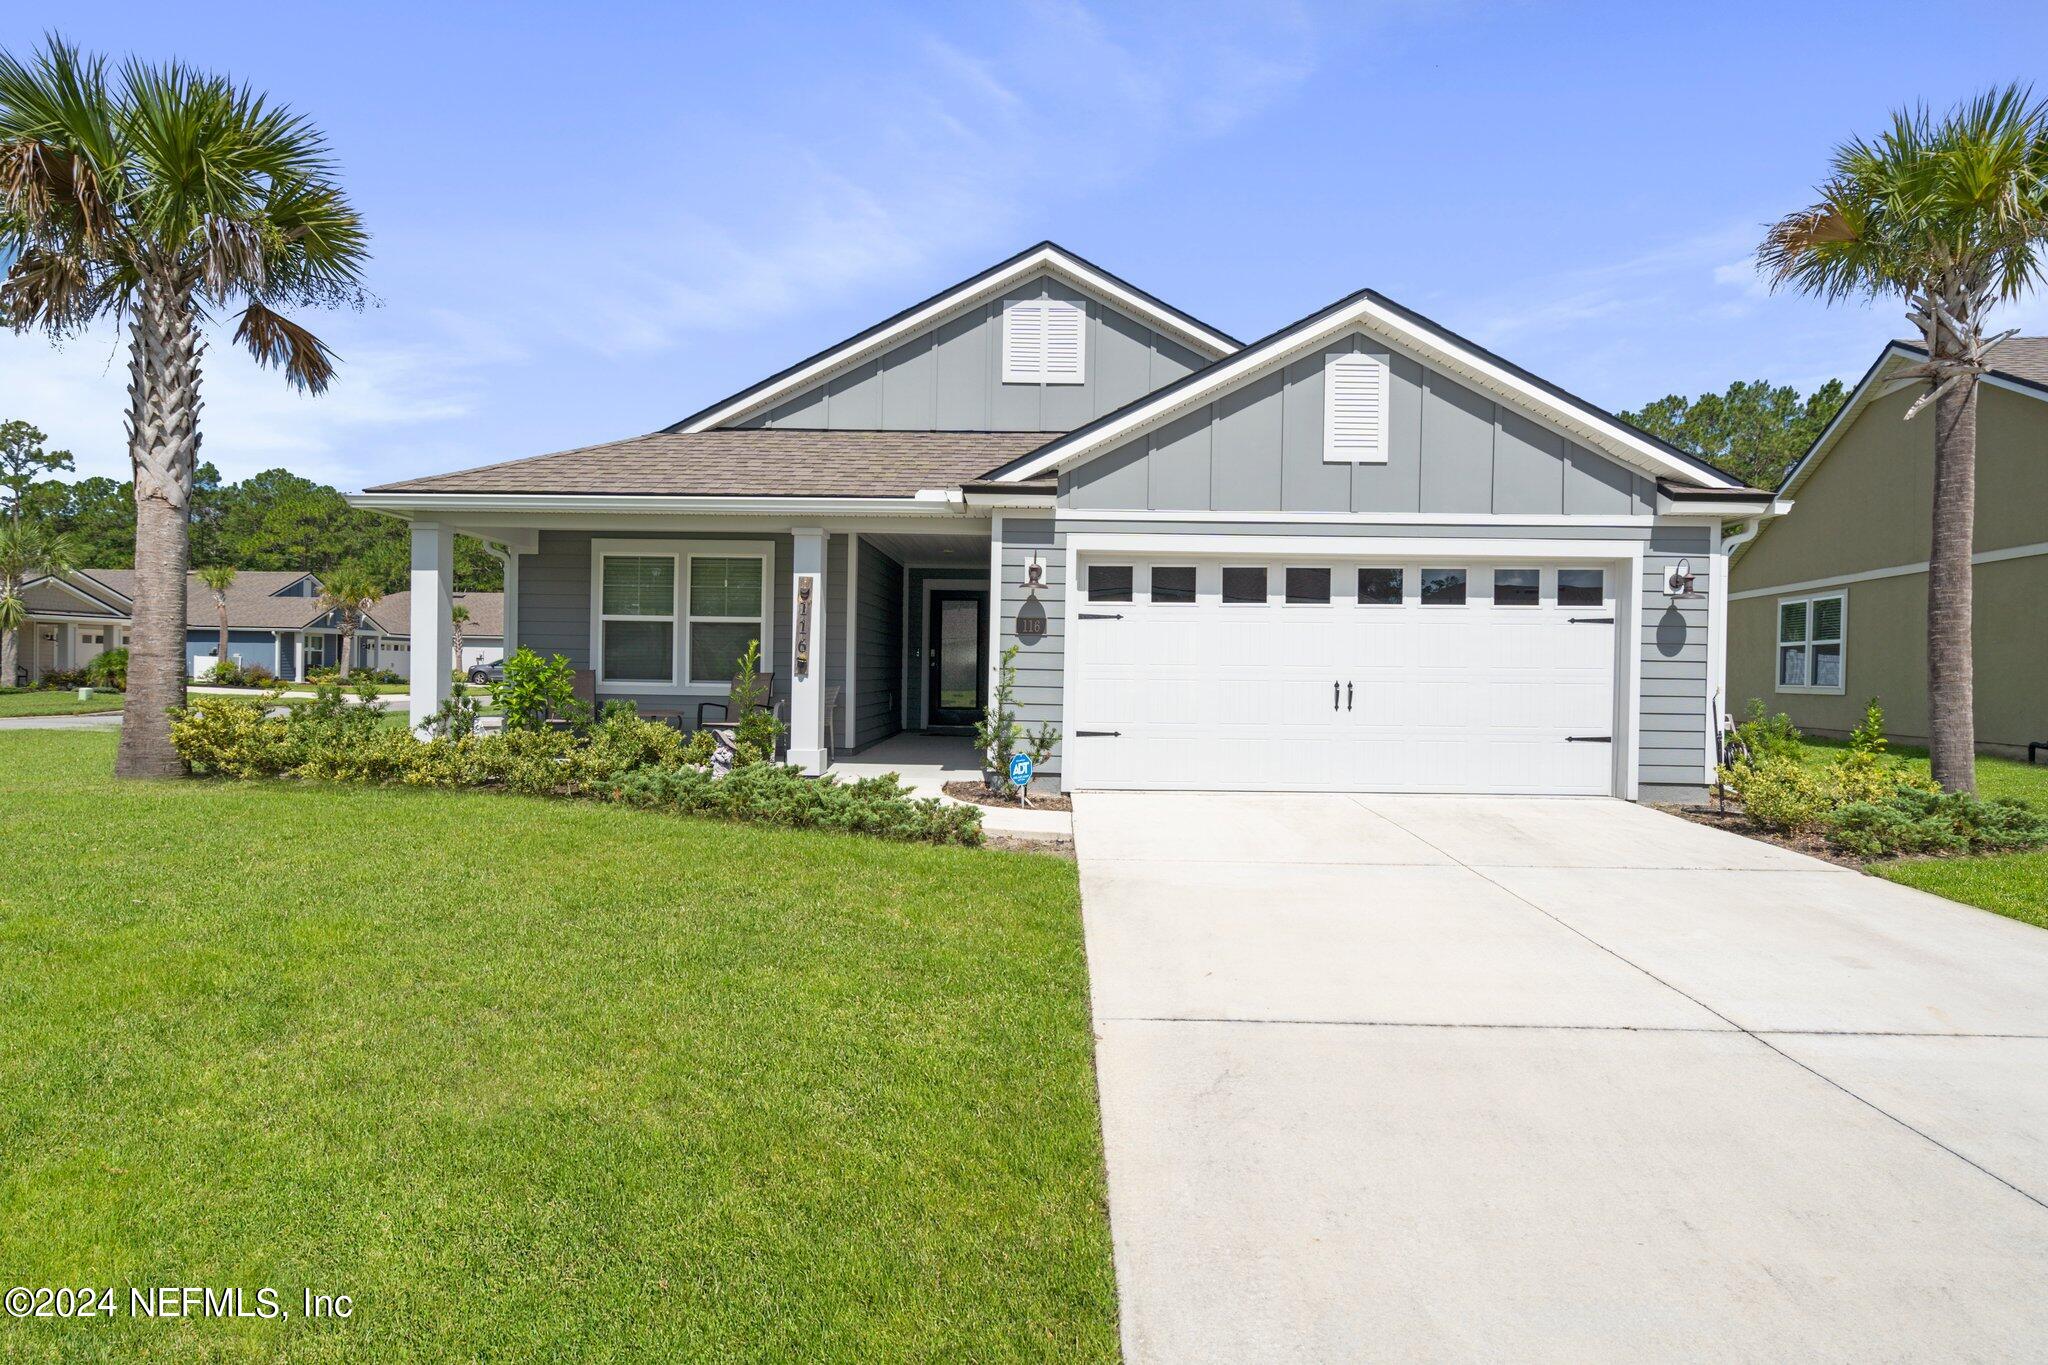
[493,647,587,732]
[975,645,1058,804]
[205,658,277,688]
[614,764,980,845]
[83,647,127,691]
[1826,788,2048,859]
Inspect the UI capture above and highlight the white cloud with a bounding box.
[0,314,482,488]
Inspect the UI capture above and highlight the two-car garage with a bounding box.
[1063,551,1631,796]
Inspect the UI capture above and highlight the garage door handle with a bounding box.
[1333,681,1340,710]
[1075,730,1121,738]
[1079,612,1123,620]
[1568,616,1614,624]
[1566,735,1613,743]
[1346,681,1353,711]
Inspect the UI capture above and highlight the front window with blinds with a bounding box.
[687,556,766,686]
[1001,298,1086,384]
[600,554,676,684]
[1324,350,1390,464]
[1777,592,1846,692]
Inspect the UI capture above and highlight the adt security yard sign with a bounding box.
[1007,753,1034,788]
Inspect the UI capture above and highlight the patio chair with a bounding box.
[696,670,777,731]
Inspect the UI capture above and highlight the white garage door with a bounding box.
[1066,556,1621,795]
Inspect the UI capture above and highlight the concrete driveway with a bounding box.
[1076,792,2048,1363]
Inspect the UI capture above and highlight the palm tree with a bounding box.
[316,567,381,681]
[1761,86,2048,794]
[195,563,236,667]
[0,520,75,686]
[449,602,469,677]
[0,38,368,776]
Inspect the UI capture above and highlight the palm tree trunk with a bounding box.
[1927,376,1978,795]
[116,277,201,779]
[1,570,19,687]
[216,603,229,663]
[338,622,353,680]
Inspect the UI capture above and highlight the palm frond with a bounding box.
[233,298,337,392]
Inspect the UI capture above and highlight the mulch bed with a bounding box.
[942,780,1074,813]
[1655,801,1867,868]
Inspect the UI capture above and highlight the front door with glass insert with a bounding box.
[926,590,988,729]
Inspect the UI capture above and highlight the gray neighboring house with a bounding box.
[15,568,502,683]
[354,242,1781,799]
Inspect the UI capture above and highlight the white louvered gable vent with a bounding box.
[1003,298,1086,385]
[1324,351,1390,463]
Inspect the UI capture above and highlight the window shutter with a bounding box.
[1041,301,1085,384]
[1003,298,1086,384]
[1324,352,1389,463]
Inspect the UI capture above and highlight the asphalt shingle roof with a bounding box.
[361,429,1064,498]
[366,590,503,638]
[1988,336,2048,387]
[77,569,334,630]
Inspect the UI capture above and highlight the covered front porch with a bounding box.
[398,517,1000,777]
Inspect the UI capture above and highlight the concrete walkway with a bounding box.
[1077,792,2048,1363]
[0,712,123,730]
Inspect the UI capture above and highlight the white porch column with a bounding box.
[497,546,520,655]
[788,528,829,775]
[409,521,455,730]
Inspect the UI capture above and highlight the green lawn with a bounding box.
[0,688,124,717]
[0,732,1115,1362]
[1795,737,2048,930]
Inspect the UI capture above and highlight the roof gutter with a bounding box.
[348,492,982,518]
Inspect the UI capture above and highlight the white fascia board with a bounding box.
[348,492,971,518]
[997,293,1745,489]
[1058,508,1653,526]
[678,246,1238,433]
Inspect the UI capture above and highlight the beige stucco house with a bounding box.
[1728,338,2048,758]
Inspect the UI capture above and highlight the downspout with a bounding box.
[1709,516,1763,773]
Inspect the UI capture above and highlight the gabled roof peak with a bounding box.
[670,241,1240,434]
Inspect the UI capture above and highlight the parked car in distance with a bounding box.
[466,660,504,686]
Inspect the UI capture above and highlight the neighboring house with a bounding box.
[366,590,505,680]
[13,568,502,684]
[1728,338,2048,759]
[354,242,1776,799]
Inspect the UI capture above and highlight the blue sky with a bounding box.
[3,0,2044,489]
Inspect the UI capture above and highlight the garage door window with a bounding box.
[1420,568,1467,605]
[1087,565,1133,603]
[1492,568,1539,606]
[1284,567,1331,604]
[1357,568,1403,605]
[1222,567,1268,604]
[1558,568,1605,606]
[1150,566,1196,604]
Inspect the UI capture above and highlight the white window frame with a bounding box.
[589,539,775,694]
[1775,589,1847,695]
[1001,297,1087,385]
[684,551,773,688]
[1323,351,1391,464]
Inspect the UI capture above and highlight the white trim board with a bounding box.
[1729,540,2048,601]
[1064,533,1649,561]
[994,291,1746,491]
[1057,509,1657,527]
[676,245,1239,433]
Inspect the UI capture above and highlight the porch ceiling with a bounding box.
[861,531,989,569]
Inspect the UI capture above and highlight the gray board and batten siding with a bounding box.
[853,538,905,749]
[738,275,1209,434]
[1059,331,1657,516]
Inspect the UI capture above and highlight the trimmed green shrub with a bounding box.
[168,692,981,847]
[1730,698,1804,764]
[1826,788,2048,859]
[84,647,128,691]
[494,647,585,732]
[613,764,982,846]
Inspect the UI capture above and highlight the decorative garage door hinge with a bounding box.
[1568,616,1615,624]
[1075,730,1122,738]
[1078,612,1123,620]
[1565,735,1614,743]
